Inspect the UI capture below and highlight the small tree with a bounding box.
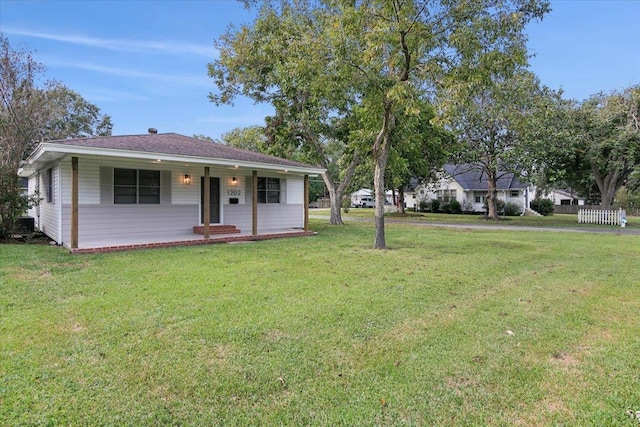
[504,202,522,216]
[530,198,554,216]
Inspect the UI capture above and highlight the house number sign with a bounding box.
[226,189,242,197]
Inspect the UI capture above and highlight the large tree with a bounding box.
[210,0,549,248]
[209,1,361,225]
[573,85,640,209]
[1,37,112,237]
[445,71,564,219]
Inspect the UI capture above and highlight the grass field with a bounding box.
[2,219,640,425]
[344,208,640,230]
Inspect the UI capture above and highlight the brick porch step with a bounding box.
[193,225,241,235]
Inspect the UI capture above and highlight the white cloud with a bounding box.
[3,27,217,57]
[43,57,211,88]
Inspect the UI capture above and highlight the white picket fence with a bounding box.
[578,208,627,226]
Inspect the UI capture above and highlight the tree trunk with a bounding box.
[326,185,344,225]
[592,162,632,209]
[373,105,395,249]
[397,187,405,214]
[486,169,499,220]
[373,153,389,249]
[321,154,360,225]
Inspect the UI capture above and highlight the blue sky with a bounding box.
[1,0,639,140]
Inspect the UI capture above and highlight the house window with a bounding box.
[510,190,519,197]
[19,177,29,195]
[45,168,53,203]
[257,177,280,203]
[437,189,456,202]
[114,168,160,204]
[474,192,486,204]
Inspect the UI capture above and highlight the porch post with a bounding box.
[252,171,258,236]
[71,156,78,249]
[304,175,309,232]
[204,167,210,239]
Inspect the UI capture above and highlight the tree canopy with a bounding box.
[210,0,549,248]
[444,71,564,219]
[574,85,640,209]
[1,36,112,237]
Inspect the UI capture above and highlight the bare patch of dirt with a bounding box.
[2,231,54,245]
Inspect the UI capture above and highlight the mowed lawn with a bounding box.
[1,220,639,426]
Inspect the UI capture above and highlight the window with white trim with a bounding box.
[257,177,280,203]
[437,189,456,202]
[114,168,160,204]
[510,190,519,197]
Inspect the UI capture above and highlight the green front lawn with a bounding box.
[344,208,640,229]
[2,220,639,425]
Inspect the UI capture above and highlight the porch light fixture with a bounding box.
[183,174,191,185]
[231,176,238,186]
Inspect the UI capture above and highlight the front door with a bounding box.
[200,177,220,224]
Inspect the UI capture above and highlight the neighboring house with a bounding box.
[546,189,586,206]
[19,131,325,253]
[385,178,420,209]
[417,164,534,213]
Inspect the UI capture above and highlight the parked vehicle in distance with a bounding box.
[354,196,375,208]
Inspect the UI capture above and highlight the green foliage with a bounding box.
[429,198,440,212]
[0,37,112,235]
[530,198,555,216]
[419,200,430,212]
[504,202,522,216]
[209,0,550,247]
[0,173,39,238]
[220,125,268,153]
[445,71,563,219]
[341,194,351,213]
[44,85,113,140]
[484,198,506,215]
[569,85,640,208]
[447,199,462,214]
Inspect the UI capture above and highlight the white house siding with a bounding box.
[222,204,252,232]
[224,176,305,232]
[28,163,60,241]
[29,155,309,245]
[59,204,198,247]
[257,204,304,231]
[286,178,304,204]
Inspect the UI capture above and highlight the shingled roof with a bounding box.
[43,132,318,170]
[443,164,528,191]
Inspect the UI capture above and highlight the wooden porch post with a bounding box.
[204,167,210,239]
[252,171,258,236]
[304,175,309,232]
[71,156,78,249]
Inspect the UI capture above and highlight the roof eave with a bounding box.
[27,143,325,176]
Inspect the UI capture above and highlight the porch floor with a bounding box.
[69,228,315,254]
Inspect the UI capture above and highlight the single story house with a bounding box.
[417,164,534,213]
[19,131,325,253]
[546,189,586,206]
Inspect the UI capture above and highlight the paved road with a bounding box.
[309,213,640,235]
